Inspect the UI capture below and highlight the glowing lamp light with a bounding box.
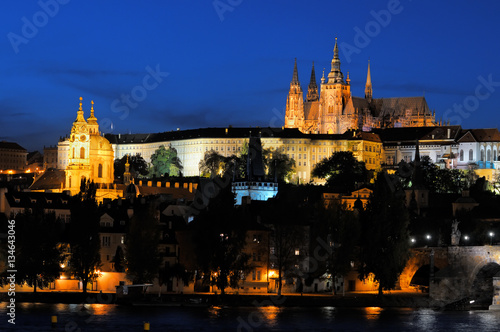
[268,270,276,278]
[60,263,65,269]
[426,234,431,240]
[463,235,469,241]
[410,238,416,243]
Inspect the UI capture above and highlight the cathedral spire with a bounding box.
[365,60,373,102]
[328,37,344,83]
[306,61,319,102]
[291,58,299,85]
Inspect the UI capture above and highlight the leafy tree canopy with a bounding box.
[312,151,368,191]
[150,145,183,177]
[114,154,148,180]
[69,179,101,294]
[125,202,162,284]
[358,171,410,295]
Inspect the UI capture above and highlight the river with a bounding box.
[2,302,500,331]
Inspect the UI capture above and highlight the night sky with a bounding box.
[1,0,500,152]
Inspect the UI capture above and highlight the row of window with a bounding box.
[459,149,500,162]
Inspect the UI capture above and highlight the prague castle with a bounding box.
[285,38,437,134]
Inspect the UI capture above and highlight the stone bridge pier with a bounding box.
[400,246,500,308]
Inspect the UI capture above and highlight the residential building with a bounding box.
[43,145,58,169]
[0,141,27,172]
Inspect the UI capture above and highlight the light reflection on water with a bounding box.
[2,302,500,331]
[365,306,383,319]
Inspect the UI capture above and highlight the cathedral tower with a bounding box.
[365,60,372,102]
[319,38,352,134]
[284,58,305,131]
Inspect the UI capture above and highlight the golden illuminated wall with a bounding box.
[111,134,382,184]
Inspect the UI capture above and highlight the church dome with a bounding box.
[90,135,113,152]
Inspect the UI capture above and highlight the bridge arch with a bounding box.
[469,262,500,305]
[399,248,448,290]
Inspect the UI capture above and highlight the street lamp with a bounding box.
[463,235,469,243]
[489,232,494,245]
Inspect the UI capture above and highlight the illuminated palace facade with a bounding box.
[285,38,437,134]
[104,127,383,183]
[53,124,500,186]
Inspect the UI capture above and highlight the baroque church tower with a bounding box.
[65,97,92,191]
[65,97,115,196]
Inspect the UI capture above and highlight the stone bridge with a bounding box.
[400,246,500,307]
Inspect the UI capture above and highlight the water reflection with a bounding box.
[364,306,383,319]
[208,305,224,318]
[3,303,500,331]
[415,309,437,330]
[320,306,337,320]
[258,306,281,326]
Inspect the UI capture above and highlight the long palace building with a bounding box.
[54,123,500,184]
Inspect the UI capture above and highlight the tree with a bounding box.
[158,262,190,293]
[270,221,304,296]
[14,207,64,293]
[264,187,315,295]
[263,148,296,182]
[192,186,250,296]
[114,154,148,180]
[199,150,225,178]
[320,201,361,295]
[312,151,367,191]
[125,201,162,284]
[69,179,101,294]
[398,156,467,194]
[358,171,410,295]
[112,246,125,272]
[150,145,183,177]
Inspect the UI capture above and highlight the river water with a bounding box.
[2,302,500,331]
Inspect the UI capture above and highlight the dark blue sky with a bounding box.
[1,0,500,151]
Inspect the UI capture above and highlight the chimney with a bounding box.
[447,128,451,139]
